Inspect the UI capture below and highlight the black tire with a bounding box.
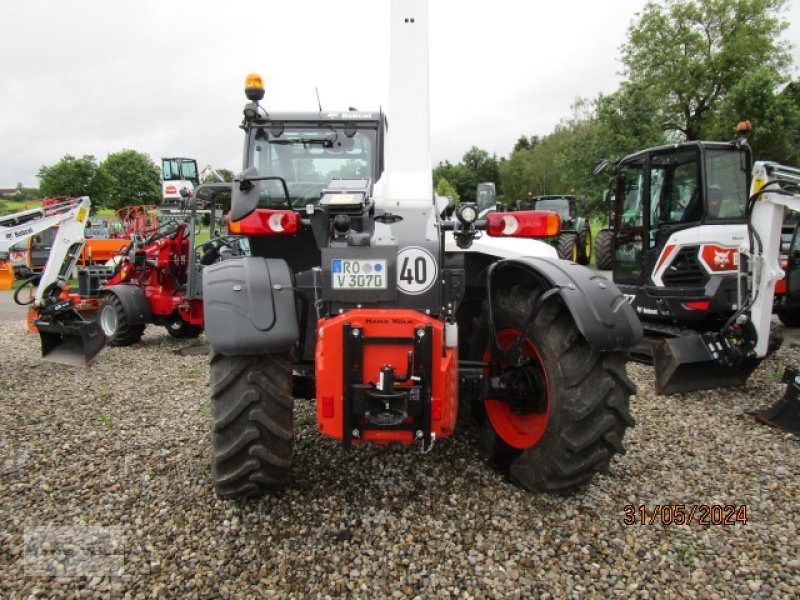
[778,309,800,328]
[594,228,614,271]
[165,316,203,339]
[211,350,293,498]
[577,223,592,266]
[556,233,579,261]
[97,294,145,346]
[468,283,636,493]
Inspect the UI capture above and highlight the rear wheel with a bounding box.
[557,233,579,262]
[469,283,635,492]
[165,316,203,339]
[98,294,145,346]
[594,228,614,270]
[210,351,293,498]
[577,223,592,266]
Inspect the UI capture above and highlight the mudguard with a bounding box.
[202,257,298,355]
[490,257,642,351]
[104,284,151,325]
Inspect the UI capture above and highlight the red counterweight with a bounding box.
[315,309,457,445]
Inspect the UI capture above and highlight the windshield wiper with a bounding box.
[269,135,337,147]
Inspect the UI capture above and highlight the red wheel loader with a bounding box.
[201,0,642,498]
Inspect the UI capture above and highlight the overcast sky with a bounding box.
[1,0,799,188]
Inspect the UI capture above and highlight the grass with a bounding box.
[96,411,113,427]
[2,199,124,219]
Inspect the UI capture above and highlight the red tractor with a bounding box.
[67,188,236,345]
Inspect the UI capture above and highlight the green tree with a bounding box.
[708,71,800,164]
[14,183,42,202]
[622,0,791,140]
[202,168,235,183]
[554,87,667,217]
[432,146,501,203]
[96,150,162,209]
[37,154,100,198]
[499,129,571,204]
[434,177,460,204]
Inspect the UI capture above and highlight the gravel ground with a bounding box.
[1,319,799,598]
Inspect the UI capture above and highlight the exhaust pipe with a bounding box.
[653,330,761,395]
[33,300,106,367]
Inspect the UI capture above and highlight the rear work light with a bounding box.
[486,211,561,238]
[228,209,300,235]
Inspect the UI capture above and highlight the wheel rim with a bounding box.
[170,320,182,331]
[571,241,578,262]
[585,232,592,258]
[483,329,550,449]
[99,304,118,337]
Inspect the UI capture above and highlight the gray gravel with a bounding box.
[1,318,799,598]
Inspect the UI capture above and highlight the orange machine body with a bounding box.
[315,309,457,445]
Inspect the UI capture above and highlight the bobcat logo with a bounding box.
[713,249,732,268]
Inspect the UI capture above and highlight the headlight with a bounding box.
[456,204,478,225]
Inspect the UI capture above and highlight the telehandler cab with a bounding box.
[202,0,642,497]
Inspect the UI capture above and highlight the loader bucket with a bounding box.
[653,334,761,395]
[747,367,800,434]
[35,314,106,367]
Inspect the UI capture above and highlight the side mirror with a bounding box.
[593,159,610,176]
[230,166,263,221]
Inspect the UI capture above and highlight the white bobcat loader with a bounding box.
[0,197,105,365]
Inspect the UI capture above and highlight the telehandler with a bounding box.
[201,0,642,497]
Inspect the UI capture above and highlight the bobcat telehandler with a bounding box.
[202,0,642,498]
[0,197,105,365]
[655,161,800,406]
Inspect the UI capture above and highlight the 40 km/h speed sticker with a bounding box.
[397,246,437,295]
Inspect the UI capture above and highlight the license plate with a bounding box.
[331,259,387,290]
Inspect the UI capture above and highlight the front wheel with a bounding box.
[165,316,203,339]
[469,283,636,492]
[594,228,614,270]
[210,351,294,498]
[98,294,145,346]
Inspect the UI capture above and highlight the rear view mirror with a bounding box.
[231,167,262,221]
[593,159,610,176]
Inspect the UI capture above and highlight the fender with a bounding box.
[489,257,642,351]
[104,284,151,325]
[202,257,298,355]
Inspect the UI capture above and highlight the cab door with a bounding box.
[612,158,647,285]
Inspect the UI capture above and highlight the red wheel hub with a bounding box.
[483,328,550,449]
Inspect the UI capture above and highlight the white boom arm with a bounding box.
[0,197,91,306]
[744,161,800,357]
[372,0,432,209]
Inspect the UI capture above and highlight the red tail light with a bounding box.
[228,209,300,235]
[683,301,710,311]
[486,211,561,238]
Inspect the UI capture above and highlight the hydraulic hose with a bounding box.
[13,274,41,305]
